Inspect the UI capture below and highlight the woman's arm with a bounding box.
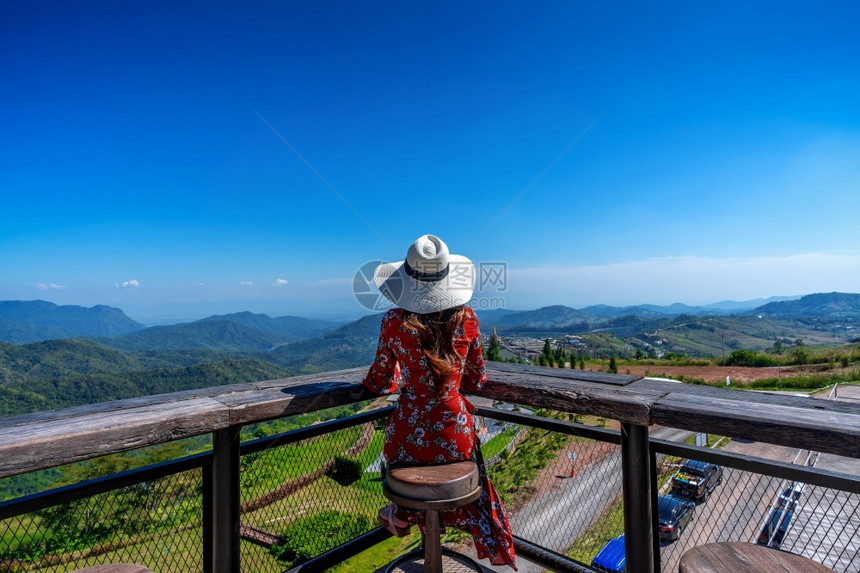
[362,310,401,395]
[461,312,488,393]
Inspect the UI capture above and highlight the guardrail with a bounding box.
[1,364,857,572]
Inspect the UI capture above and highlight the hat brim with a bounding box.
[373,255,475,314]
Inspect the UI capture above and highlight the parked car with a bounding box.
[777,481,804,509]
[592,535,625,573]
[657,495,696,541]
[757,507,794,548]
[671,459,723,502]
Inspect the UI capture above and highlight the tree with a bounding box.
[554,343,565,366]
[578,357,585,370]
[541,338,555,367]
[485,329,503,362]
[608,356,618,374]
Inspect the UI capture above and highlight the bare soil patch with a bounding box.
[595,364,825,384]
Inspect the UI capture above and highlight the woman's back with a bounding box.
[363,306,487,465]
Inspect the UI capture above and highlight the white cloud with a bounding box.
[116,279,140,289]
[240,280,253,286]
[501,253,860,307]
[36,282,67,290]
[271,278,289,287]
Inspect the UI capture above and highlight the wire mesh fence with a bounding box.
[651,447,859,573]
[238,417,389,572]
[0,467,203,573]
[1,405,857,573]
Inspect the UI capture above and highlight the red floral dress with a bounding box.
[363,307,517,569]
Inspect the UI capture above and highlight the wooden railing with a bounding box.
[1,363,858,573]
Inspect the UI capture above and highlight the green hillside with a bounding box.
[496,305,591,329]
[751,292,860,320]
[267,313,382,374]
[1,358,289,416]
[0,338,144,385]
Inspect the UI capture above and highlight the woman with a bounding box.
[362,234,517,570]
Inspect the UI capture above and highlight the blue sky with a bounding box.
[2,1,859,322]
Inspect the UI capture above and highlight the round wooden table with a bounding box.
[679,542,835,572]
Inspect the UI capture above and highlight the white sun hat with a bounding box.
[374,234,475,314]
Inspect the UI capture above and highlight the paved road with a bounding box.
[474,426,693,573]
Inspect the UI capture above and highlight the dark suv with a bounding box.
[671,459,723,502]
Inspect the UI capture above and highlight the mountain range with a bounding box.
[0,293,857,416]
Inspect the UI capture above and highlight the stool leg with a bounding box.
[424,509,442,573]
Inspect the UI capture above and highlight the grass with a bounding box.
[239,425,363,504]
[565,494,624,564]
[481,424,520,460]
[328,533,422,573]
[487,412,572,508]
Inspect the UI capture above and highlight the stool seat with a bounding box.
[382,461,483,573]
[679,542,835,573]
[385,461,481,511]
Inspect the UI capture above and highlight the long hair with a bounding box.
[402,305,469,389]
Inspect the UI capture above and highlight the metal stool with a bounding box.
[382,461,483,573]
[679,542,835,572]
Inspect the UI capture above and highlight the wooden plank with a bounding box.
[652,393,860,459]
[487,361,641,385]
[634,378,860,415]
[250,366,367,389]
[476,369,664,426]
[215,380,369,426]
[0,397,229,478]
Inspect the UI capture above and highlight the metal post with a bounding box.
[650,449,661,573]
[621,422,655,573]
[202,459,213,573]
[210,426,241,573]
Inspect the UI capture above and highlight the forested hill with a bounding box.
[749,292,860,320]
[0,300,144,343]
[96,313,340,353]
[266,313,383,374]
[0,339,143,385]
[0,356,289,417]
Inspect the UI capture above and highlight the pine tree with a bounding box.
[542,338,554,367]
[554,343,565,366]
[579,357,585,370]
[609,355,618,374]
[485,328,503,362]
